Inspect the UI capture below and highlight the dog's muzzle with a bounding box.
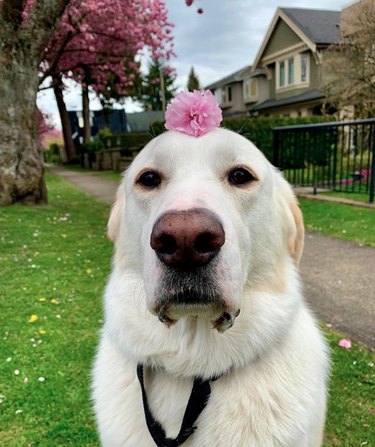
[150,208,239,332]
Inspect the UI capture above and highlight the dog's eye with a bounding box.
[228,168,255,186]
[137,171,161,188]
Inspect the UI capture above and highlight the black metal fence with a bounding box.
[273,118,375,203]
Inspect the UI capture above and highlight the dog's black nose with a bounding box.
[150,208,225,269]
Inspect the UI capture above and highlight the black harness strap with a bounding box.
[137,364,214,447]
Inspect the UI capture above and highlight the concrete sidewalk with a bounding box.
[52,167,375,350]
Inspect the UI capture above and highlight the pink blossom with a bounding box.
[165,90,222,137]
[38,0,175,96]
[338,339,352,349]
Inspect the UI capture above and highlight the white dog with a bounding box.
[92,128,329,447]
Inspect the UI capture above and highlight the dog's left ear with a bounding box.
[107,181,126,243]
[273,171,304,265]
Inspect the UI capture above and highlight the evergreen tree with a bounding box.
[187,67,200,91]
[141,59,177,111]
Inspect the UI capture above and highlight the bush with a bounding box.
[82,139,104,152]
[44,142,61,164]
[149,121,165,136]
[102,132,152,149]
[148,116,328,160]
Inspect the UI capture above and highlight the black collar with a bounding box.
[137,364,219,447]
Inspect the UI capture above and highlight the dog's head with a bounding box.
[108,128,304,331]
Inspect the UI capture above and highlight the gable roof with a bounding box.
[253,7,341,70]
[206,65,252,90]
[281,8,341,45]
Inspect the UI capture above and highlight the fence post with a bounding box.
[369,124,375,203]
[273,129,280,167]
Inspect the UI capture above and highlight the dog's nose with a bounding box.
[150,208,225,268]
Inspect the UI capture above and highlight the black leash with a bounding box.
[137,364,216,447]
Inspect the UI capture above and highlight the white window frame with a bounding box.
[276,53,310,91]
[298,53,310,85]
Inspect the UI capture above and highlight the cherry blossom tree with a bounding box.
[37,110,56,148]
[0,0,178,206]
[40,0,174,158]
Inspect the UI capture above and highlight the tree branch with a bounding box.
[24,0,73,60]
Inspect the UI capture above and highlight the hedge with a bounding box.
[149,116,328,161]
[102,132,152,149]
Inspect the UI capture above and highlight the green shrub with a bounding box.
[82,139,104,152]
[149,121,165,136]
[102,132,152,149]
[148,116,328,160]
[44,143,61,164]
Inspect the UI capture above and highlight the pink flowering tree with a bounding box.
[37,110,56,148]
[40,0,174,160]
[0,0,182,206]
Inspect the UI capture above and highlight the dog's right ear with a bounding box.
[107,181,125,242]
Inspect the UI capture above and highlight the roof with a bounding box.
[206,65,252,90]
[251,89,325,112]
[252,7,341,70]
[281,8,341,45]
[127,111,164,132]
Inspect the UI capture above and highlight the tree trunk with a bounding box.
[0,0,72,206]
[53,75,76,161]
[0,59,47,205]
[82,85,91,144]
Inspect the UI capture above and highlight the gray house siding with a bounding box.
[262,19,302,58]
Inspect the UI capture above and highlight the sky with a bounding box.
[37,0,351,127]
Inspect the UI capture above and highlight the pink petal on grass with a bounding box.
[338,338,352,349]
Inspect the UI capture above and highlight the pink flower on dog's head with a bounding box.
[165,90,222,137]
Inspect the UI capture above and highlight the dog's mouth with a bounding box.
[153,266,240,332]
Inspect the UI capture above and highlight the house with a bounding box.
[251,7,341,117]
[206,7,342,118]
[127,111,165,132]
[68,109,127,148]
[206,65,271,117]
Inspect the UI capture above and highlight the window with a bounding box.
[243,79,258,101]
[277,54,309,89]
[227,86,232,102]
[221,86,233,104]
[279,61,285,87]
[221,88,227,103]
[214,89,222,104]
[288,58,294,85]
[300,54,308,83]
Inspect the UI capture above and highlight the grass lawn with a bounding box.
[0,173,374,446]
[321,190,372,204]
[299,198,375,247]
[0,173,111,446]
